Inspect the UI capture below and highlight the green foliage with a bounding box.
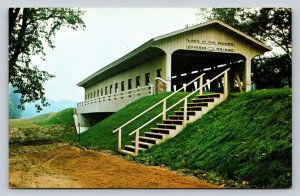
[135,89,292,188]
[37,108,75,126]
[198,8,243,30]
[9,8,86,111]
[66,92,189,150]
[252,54,292,88]
[246,8,292,58]
[199,8,291,56]
[197,8,292,89]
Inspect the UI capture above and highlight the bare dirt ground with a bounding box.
[9,119,221,189]
[9,140,222,188]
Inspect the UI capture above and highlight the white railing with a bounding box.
[78,85,154,107]
[77,84,154,113]
[112,73,206,154]
[128,68,230,155]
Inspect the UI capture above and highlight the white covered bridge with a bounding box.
[74,20,271,138]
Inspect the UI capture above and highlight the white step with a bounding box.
[139,136,161,143]
[156,123,178,129]
[150,127,175,134]
[125,145,146,151]
[119,149,135,156]
[131,141,154,148]
[144,132,169,139]
[144,132,168,137]
[163,119,183,124]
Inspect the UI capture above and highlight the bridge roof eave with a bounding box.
[78,20,272,88]
[77,45,165,88]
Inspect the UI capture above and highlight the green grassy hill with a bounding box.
[134,89,292,188]
[9,113,52,128]
[36,108,75,126]
[9,109,76,143]
[61,89,291,188]
[67,92,189,150]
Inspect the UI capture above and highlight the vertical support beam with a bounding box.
[78,123,80,141]
[224,70,229,98]
[173,85,177,92]
[234,72,243,93]
[229,68,235,93]
[118,128,122,151]
[183,83,186,92]
[183,97,187,127]
[227,61,233,94]
[199,76,203,95]
[244,58,252,92]
[165,52,172,92]
[135,129,139,156]
[150,84,154,95]
[162,99,166,120]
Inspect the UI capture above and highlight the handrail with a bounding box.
[128,68,230,136]
[112,73,206,133]
[78,85,153,105]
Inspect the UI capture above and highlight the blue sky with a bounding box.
[35,8,198,102]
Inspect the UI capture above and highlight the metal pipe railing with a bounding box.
[112,73,206,134]
[128,68,230,136]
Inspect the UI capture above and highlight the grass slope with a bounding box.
[9,109,76,143]
[37,108,75,126]
[9,113,52,128]
[134,89,292,188]
[67,92,189,150]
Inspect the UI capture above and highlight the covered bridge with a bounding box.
[75,20,271,130]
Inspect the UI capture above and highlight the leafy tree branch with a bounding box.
[9,8,86,112]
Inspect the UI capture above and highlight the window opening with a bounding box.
[145,72,150,85]
[136,76,140,88]
[156,69,161,78]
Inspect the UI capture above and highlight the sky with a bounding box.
[35,8,199,102]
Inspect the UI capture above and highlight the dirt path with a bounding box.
[9,141,221,188]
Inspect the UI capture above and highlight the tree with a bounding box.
[243,8,292,59]
[197,8,291,56]
[252,54,291,89]
[9,8,86,111]
[197,8,243,29]
[196,8,292,88]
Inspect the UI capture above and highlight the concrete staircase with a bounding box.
[120,93,225,156]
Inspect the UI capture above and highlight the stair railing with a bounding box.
[129,68,230,156]
[112,73,206,152]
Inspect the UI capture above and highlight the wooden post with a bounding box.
[224,70,229,98]
[118,128,122,151]
[150,84,154,95]
[183,83,186,92]
[183,97,187,127]
[199,76,203,95]
[162,99,166,120]
[135,129,139,156]
[78,123,80,142]
[234,72,243,93]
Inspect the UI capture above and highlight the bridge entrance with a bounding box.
[171,50,246,93]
